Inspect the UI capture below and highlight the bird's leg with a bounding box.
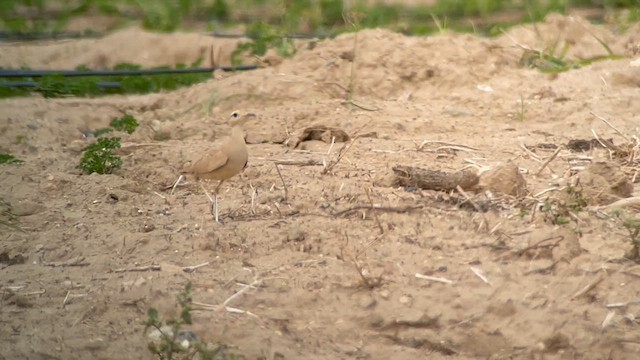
[213,180,225,223]
[198,181,216,217]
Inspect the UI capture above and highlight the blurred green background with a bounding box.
[1,0,639,37]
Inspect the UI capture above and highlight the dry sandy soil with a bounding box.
[2,14,640,360]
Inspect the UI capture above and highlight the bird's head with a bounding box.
[228,110,256,127]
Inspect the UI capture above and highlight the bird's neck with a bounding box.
[231,125,246,141]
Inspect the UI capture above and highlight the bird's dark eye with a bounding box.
[231,111,239,118]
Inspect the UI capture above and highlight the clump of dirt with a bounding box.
[1,14,640,360]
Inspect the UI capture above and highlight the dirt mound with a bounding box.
[1,14,640,360]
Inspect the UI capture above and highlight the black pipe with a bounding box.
[0,65,258,78]
[0,30,332,42]
[0,30,101,41]
[0,81,122,88]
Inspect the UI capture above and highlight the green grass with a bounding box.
[2,0,639,36]
[0,154,24,165]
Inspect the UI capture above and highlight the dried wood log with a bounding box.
[392,165,479,192]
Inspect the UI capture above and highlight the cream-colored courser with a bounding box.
[179,110,254,222]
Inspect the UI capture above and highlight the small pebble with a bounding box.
[358,295,377,309]
[142,223,155,233]
[378,289,390,299]
[287,227,305,242]
[399,295,413,306]
[12,200,43,216]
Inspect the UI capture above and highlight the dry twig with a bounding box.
[535,146,562,176]
[333,205,423,217]
[415,273,454,284]
[274,164,288,201]
[365,188,384,234]
[571,271,607,300]
[42,256,89,267]
[182,262,211,273]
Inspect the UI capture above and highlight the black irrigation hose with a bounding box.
[0,65,258,78]
[0,81,121,88]
[0,30,333,42]
[0,30,102,41]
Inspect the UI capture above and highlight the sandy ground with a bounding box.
[2,14,640,360]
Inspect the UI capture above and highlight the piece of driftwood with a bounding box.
[285,125,350,149]
[392,165,479,191]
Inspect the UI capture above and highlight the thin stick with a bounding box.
[355,234,385,259]
[113,265,161,273]
[182,261,211,273]
[321,119,371,175]
[274,164,288,201]
[223,279,262,306]
[249,182,257,214]
[534,186,563,198]
[470,266,491,285]
[42,256,89,267]
[435,145,478,153]
[322,137,359,174]
[274,159,323,166]
[601,310,615,329]
[535,146,562,176]
[365,188,384,234]
[456,186,482,212]
[62,290,71,308]
[152,191,166,200]
[171,174,184,195]
[334,205,424,217]
[415,273,453,284]
[590,111,631,142]
[591,196,640,211]
[519,143,542,162]
[571,271,607,300]
[591,129,614,159]
[344,100,379,111]
[514,235,564,257]
[418,140,480,152]
[327,136,336,155]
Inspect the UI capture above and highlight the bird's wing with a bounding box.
[188,148,229,175]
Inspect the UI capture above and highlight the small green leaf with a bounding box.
[147,307,159,322]
[110,114,139,134]
[0,154,24,165]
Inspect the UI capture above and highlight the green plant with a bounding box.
[0,62,211,99]
[0,198,21,231]
[110,114,139,134]
[79,137,123,174]
[231,21,296,64]
[519,33,623,74]
[144,282,241,360]
[210,0,230,22]
[540,184,587,225]
[93,128,114,137]
[320,0,344,27]
[0,154,24,165]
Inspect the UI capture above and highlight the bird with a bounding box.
[176,110,254,222]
